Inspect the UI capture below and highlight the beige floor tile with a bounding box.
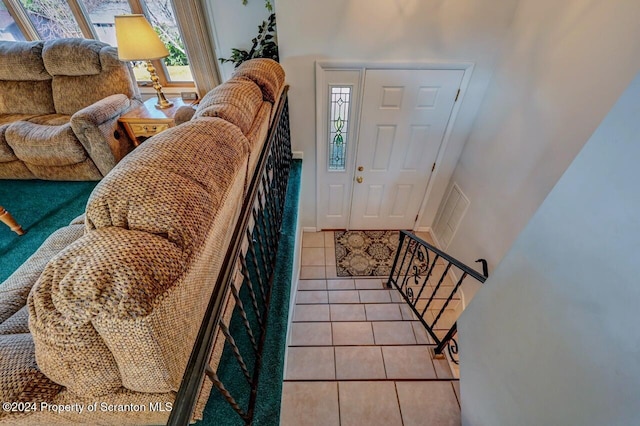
[381,346,436,379]
[302,232,326,248]
[433,355,454,379]
[335,346,385,379]
[325,265,339,278]
[326,279,355,290]
[328,290,360,304]
[354,278,385,289]
[452,381,461,406]
[339,381,402,426]
[365,304,403,321]
[301,247,326,266]
[280,382,339,426]
[324,231,335,247]
[300,266,326,279]
[297,279,327,291]
[389,289,404,302]
[332,322,374,345]
[290,322,332,346]
[359,289,391,303]
[372,321,417,345]
[411,322,434,344]
[400,304,417,320]
[296,290,328,304]
[293,304,331,322]
[329,304,366,321]
[396,381,461,426]
[324,247,336,265]
[285,346,335,380]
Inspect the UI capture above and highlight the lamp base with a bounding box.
[154,92,174,109]
[145,60,173,109]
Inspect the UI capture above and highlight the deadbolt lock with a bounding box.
[356,176,363,183]
[357,166,364,171]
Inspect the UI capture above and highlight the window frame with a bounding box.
[1,0,195,88]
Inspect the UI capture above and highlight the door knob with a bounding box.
[356,176,363,183]
[357,166,364,171]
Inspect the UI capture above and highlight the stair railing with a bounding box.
[169,88,291,425]
[387,231,487,362]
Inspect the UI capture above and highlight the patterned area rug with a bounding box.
[335,230,401,277]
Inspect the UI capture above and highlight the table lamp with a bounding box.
[114,14,173,109]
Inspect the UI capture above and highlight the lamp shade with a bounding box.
[114,14,169,61]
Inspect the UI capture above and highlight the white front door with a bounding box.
[349,69,463,229]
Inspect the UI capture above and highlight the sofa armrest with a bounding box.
[70,94,132,176]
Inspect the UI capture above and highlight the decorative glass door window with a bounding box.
[328,86,351,171]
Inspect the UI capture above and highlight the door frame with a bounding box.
[315,60,475,231]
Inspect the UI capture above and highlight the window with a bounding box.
[1,0,194,86]
[1,3,25,40]
[79,0,131,46]
[18,0,82,40]
[328,86,352,171]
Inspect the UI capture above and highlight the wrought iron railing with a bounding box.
[169,88,291,425]
[387,231,487,363]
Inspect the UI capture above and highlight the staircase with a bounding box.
[280,231,467,425]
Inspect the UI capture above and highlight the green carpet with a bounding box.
[199,159,301,425]
[0,180,98,282]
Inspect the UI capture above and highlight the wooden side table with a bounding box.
[0,205,25,235]
[119,97,194,146]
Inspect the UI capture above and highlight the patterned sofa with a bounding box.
[0,38,141,180]
[0,59,285,424]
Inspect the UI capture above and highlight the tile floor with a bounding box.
[280,231,461,426]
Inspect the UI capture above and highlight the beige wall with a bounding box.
[459,69,640,426]
[442,0,640,292]
[275,0,520,229]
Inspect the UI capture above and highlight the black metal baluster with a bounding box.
[387,231,406,288]
[421,262,453,319]
[219,322,253,385]
[432,272,467,330]
[229,276,259,353]
[205,366,250,422]
[412,253,440,305]
[246,228,266,304]
[239,254,263,328]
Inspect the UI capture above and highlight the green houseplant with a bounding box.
[219,11,279,68]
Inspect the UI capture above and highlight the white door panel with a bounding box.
[349,69,463,229]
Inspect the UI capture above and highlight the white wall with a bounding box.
[459,70,640,426]
[443,0,640,288]
[204,0,272,82]
[275,0,520,229]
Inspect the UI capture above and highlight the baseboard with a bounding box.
[302,226,318,233]
[292,151,304,159]
[283,211,304,379]
[415,226,433,233]
[429,229,444,250]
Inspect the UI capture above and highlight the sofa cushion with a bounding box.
[86,118,250,252]
[194,77,263,135]
[0,114,36,163]
[42,38,103,77]
[5,119,88,167]
[0,306,29,335]
[0,80,56,116]
[0,223,84,324]
[28,222,185,395]
[233,58,285,103]
[0,333,62,404]
[0,40,50,81]
[43,39,139,115]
